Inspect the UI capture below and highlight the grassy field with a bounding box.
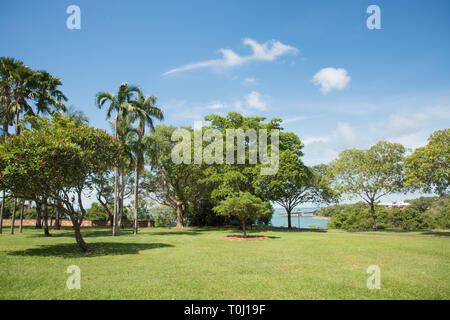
[0,226,449,299]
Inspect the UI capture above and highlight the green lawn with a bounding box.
[0,226,449,299]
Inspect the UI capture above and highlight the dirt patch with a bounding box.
[221,235,268,241]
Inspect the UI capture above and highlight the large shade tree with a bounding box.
[328,141,406,230]
[256,150,337,228]
[405,128,449,196]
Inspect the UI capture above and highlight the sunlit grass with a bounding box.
[0,226,449,299]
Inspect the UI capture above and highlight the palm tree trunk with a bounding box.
[133,162,139,235]
[119,168,125,229]
[10,198,17,235]
[19,199,25,233]
[0,190,5,234]
[112,115,119,236]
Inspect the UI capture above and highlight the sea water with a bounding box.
[269,207,329,229]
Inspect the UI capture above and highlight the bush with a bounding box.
[328,207,434,231]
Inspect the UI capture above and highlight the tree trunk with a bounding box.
[112,115,119,236]
[241,217,247,238]
[133,163,139,235]
[370,202,377,231]
[10,198,17,235]
[35,201,42,229]
[176,203,184,228]
[0,190,5,234]
[19,199,25,233]
[119,168,125,229]
[43,199,51,236]
[53,201,60,230]
[286,208,292,229]
[72,219,92,252]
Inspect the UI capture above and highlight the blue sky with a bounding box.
[1,0,449,203]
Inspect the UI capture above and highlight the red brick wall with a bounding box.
[1,219,150,228]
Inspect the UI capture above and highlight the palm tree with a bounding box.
[128,92,163,235]
[64,105,89,127]
[96,83,140,236]
[33,70,67,116]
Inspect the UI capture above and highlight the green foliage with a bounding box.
[85,202,110,221]
[213,191,271,236]
[328,206,435,231]
[405,128,450,195]
[315,202,369,217]
[149,205,176,227]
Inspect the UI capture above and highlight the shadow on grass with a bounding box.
[8,242,174,258]
[420,231,450,237]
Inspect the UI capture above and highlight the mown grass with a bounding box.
[0,226,449,299]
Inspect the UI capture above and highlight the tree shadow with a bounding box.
[7,242,174,258]
[419,231,450,237]
[151,230,203,236]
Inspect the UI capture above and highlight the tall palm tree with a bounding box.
[33,70,67,116]
[96,82,140,236]
[128,92,163,235]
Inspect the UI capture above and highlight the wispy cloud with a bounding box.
[312,67,350,94]
[163,38,298,75]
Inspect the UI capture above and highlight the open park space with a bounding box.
[1,226,449,300]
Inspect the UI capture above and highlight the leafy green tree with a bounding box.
[85,202,110,221]
[213,191,271,237]
[145,125,205,228]
[0,115,123,251]
[255,150,337,228]
[405,128,449,195]
[329,141,406,230]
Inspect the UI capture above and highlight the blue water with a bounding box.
[270,207,329,229]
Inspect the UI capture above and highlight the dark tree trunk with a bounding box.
[241,217,247,238]
[176,203,184,228]
[19,199,25,233]
[72,219,92,252]
[43,199,51,237]
[10,198,17,235]
[0,190,5,234]
[370,202,377,231]
[286,208,292,229]
[35,201,42,229]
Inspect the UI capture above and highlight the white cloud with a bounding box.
[283,116,309,124]
[207,103,225,110]
[243,77,257,84]
[312,67,351,94]
[301,106,450,165]
[164,38,298,75]
[244,91,268,111]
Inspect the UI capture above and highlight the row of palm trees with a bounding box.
[96,83,163,236]
[1,57,164,237]
[0,57,67,234]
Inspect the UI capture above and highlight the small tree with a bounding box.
[405,128,449,195]
[329,141,406,230]
[213,192,271,238]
